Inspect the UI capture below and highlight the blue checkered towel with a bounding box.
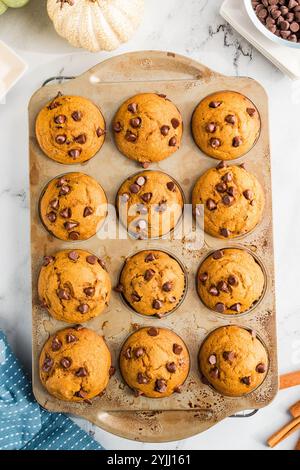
[0,330,103,450]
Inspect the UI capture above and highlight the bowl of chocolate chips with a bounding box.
[245,0,300,47]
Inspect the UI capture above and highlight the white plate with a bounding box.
[0,40,27,101]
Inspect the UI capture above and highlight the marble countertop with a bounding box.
[0,0,300,451]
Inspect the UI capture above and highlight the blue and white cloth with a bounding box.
[0,330,103,450]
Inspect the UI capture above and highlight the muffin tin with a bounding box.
[29,51,278,442]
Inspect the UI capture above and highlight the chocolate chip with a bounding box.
[157,93,167,98]
[144,269,155,281]
[128,103,138,113]
[222,194,234,206]
[84,287,95,297]
[48,94,62,110]
[166,362,177,373]
[56,177,67,188]
[131,293,141,302]
[109,366,116,377]
[140,192,152,203]
[135,348,144,358]
[57,288,71,300]
[174,385,182,393]
[209,286,219,296]
[222,172,233,183]
[166,182,176,193]
[66,333,77,343]
[50,198,59,210]
[141,161,150,169]
[210,138,221,148]
[220,228,230,238]
[173,343,183,355]
[86,255,97,265]
[51,337,62,351]
[60,357,71,369]
[199,272,208,284]
[216,161,227,170]
[136,176,146,186]
[145,253,156,262]
[60,207,71,219]
[162,281,173,292]
[217,280,229,293]
[68,148,81,159]
[169,136,177,147]
[71,111,82,121]
[64,221,79,231]
[75,390,88,399]
[59,185,70,196]
[239,163,246,170]
[232,136,242,148]
[215,182,227,193]
[223,351,236,362]
[230,303,241,313]
[55,134,67,144]
[137,372,149,384]
[210,367,219,379]
[47,212,57,223]
[42,356,53,372]
[208,354,217,365]
[206,198,217,211]
[171,118,180,129]
[83,206,93,217]
[215,302,226,313]
[76,367,88,377]
[225,114,236,124]
[155,379,167,393]
[78,303,89,314]
[228,275,238,286]
[130,117,142,128]
[134,389,144,397]
[113,122,122,132]
[209,101,222,108]
[160,125,170,136]
[54,115,66,124]
[74,133,87,144]
[206,122,216,133]
[169,296,177,303]
[243,189,253,200]
[241,376,251,386]
[96,127,105,137]
[212,250,224,260]
[124,347,131,359]
[125,130,137,142]
[148,327,159,337]
[256,363,267,374]
[129,183,140,194]
[152,299,163,310]
[227,186,237,197]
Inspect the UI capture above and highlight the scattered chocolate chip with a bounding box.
[64,221,79,231]
[160,125,170,136]
[209,286,219,296]
[55,134,67,144]
[48,95,61,110]
[166,362,177,373]
[227,186,237,197]
[47,212,57,223]
[75,390,88,399]
[66,333,77,343]
[83,206,93,217]
[169,136,177,147]
[136,176,146,186]
[60,357,72,369]
[216,161,227,171]
[144,269,155,281]
[141,161,150,169]
[76,367,88,377]
[228,275,238,286]
[215,302,226,313]
[130,117,142,128]
[210,137,221,148]
[225,114,236,124]
[241,376,251,386]
[137,372,149,384]
[199,272,208,284]
[145,253,156,262]
[166,182,176,194]
[206,198,217,211]
[169,296,177,303]
[140,192,152,203]
[135,348,144,358]
[42,356,53,372]
[215,182,227,194]
[128,102,138,113]
[56,177,67,187]
[74,133,86,144]
[148,327,159,337]
[84,287,95,297]
[173,343,183,355]
[256,363,267,374]
[217,280,230,293]
[206,122,217,133]
[50,198,59,210]
[129,183,140,194]
[113,121,122,132]
[222,172,233,183]
[243,189,253,200]
[59,185,70,196]
[71,111,82,121]
[54,115,66,124]
[57,288,71,300]
[51,337,62,351]
[212,250,224,260]
[174,385,182,393]
[131,293,141,302]
[223,351,236,362]
[124,347,131,359]
[210,367,219,379]
[162,281,173,292]
[157,93,167,98]
[220,228,230,238]
[230,303,241,313]
[96,127,105,137]
[155,379,167,393]
[114,284,124,293]
[209,101,222,108]
[125,130,137,142]
[60,207,71,219]
[208,354,217,365]
[78,303,89,314]
[222,194,234,206]
[68,148,81,159]
[171,118,180,129]
[232,136,243,147]
[152,299,163,310]
[109,366,116,377]
[86,255,97,265]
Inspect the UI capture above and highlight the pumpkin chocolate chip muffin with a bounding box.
[199,325,268,397]
[39,172,107,241]
[116,250,186,317]
[38,250,111,323]
[120,327,190,398]
[35,94,106,164]
[192,162,265,239]
[117,170,183,239]
[112,93,183,164]
[192,91,260,160]
[39,327,111,403]
[197,248,265,315]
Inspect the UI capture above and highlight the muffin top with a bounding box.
[119,327,190,398]
[199,325,268,397]
[35,94,106,164]
[38,249,111,323]
[192,91,260,160]
[113,93,183,163]
[192,163,265,239]
[117,170,184,239]
[197,248,265,315]
[39,172,107,241]
[39,327,111,402]
[118,250,186,317]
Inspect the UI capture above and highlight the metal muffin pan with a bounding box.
[28,51,278,442]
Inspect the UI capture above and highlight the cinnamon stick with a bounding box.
[295,439,300,450]
[289,400,300,418]
[267,416,300,448]
[280,370,300,390]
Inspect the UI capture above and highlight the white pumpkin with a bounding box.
[47,0,144,52]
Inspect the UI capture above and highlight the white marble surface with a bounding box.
[0,0,300,451]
